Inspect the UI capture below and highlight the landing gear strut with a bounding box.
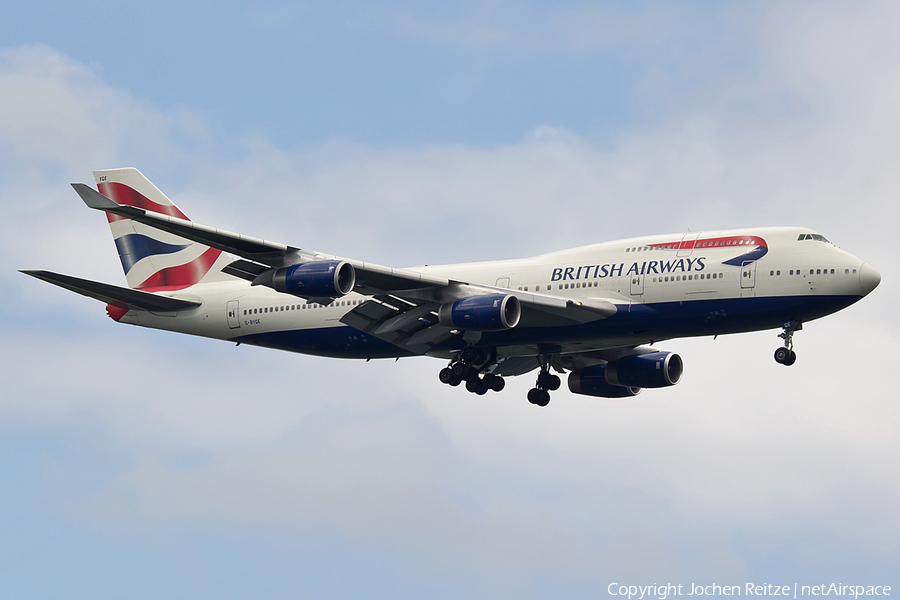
[438,346,505,395]
[774,320,800,366]
[527,353,560,407]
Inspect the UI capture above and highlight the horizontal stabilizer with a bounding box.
[20,270,201,312]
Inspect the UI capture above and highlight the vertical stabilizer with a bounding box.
[94,168,232,290]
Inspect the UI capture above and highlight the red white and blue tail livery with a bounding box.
[22,168,881,406]
[96,168,233,291]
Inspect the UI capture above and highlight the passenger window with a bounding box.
[830,269,834,274]
[845,269,849,275]
[816,269,821,274]
[536,286,540,291]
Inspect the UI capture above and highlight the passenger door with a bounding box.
[740,261,757,289]
[227,300,241,329]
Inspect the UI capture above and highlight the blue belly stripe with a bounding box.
[236,294,864,358]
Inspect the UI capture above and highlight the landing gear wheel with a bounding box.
[460,346,477,364]
[448,375,462,386]
[784,350,797,366]
[460,346,485,365]
[488,375,505,392]
[527,388,550,406]
[547,374,561,391]
[466,378,480,393]
[451,362,467,378]
[439,367,454,384]
[774,347,790,364]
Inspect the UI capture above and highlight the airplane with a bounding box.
[22,168,881,406]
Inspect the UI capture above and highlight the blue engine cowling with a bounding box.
[438,294,521,330]
[605,351,683,388]
[568,364,642,398]
[272,261,356,298]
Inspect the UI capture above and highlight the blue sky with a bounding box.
[1,1,899,598]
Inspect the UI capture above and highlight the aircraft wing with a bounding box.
[72,182,622,336]
[72,183,450,293]
[20,270,201,312]
[340,295,455,355]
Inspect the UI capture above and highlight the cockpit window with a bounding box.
[798,233,830,243]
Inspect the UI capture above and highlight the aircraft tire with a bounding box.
[547,374,561,391]
[439,368,454,384]
[774,347,789,364]
[784,350,797,366]
[460,347,480,364]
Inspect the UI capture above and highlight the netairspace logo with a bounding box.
[607,584,892,600]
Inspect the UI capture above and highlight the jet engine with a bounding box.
[261,260,356,298]
[568,364,641,398]
[567,351,683,398]
[438,294,521,331]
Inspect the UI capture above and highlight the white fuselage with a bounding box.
[119,226,878,359]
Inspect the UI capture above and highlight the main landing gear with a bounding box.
[438,346,505,395]
[774,320,801,366]
[527,354,560,407]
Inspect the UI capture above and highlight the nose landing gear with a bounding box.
[774,320,800,366]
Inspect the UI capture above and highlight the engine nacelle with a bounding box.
[568,364,642,398]
[606,351,683,388]
[438,294,521,331]
[271,261,356,298]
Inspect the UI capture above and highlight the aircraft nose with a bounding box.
[859,263,881,296]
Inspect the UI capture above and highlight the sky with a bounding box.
[1,1,899,598]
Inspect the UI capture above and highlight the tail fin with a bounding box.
[94,168,232,290]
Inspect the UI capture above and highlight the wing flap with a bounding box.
[340,296,455,354]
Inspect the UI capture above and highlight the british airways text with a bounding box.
[551,257,707,281]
